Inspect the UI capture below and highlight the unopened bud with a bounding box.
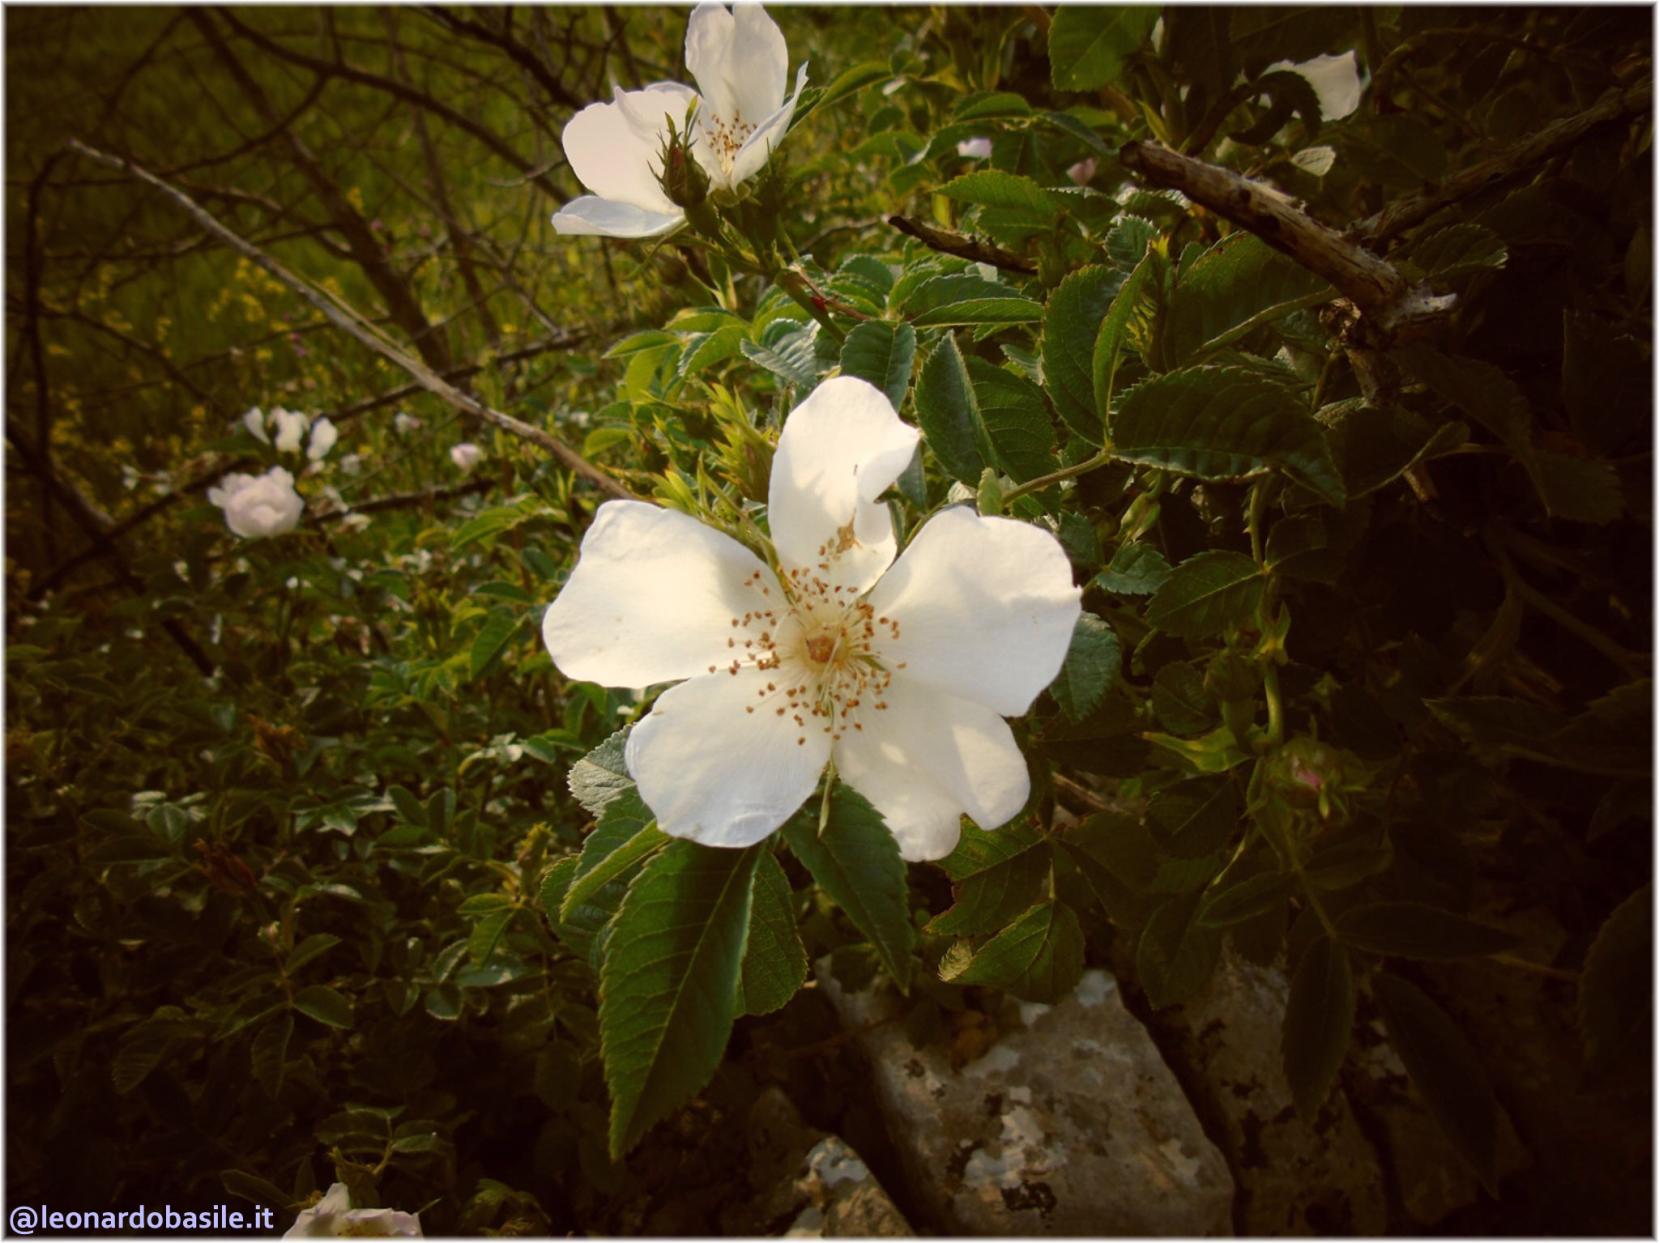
[656,117,709,210]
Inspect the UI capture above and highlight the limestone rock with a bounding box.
[817,962,1233,1236]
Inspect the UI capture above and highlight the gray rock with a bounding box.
[817,962,1233,1236]
[1164,949,1388,1234]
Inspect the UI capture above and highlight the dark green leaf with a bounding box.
[561,789,667,920]
[1146,550,1263,639]
[1403,223,1508,281]
[1148,778,1238,856]
[940,170,1059,226]
[1106,216,1158,269]
[839,320,917,411]
[250,1013,293,1099]
[568,727,634,818]
[469,609,522,680]
[1335,901,1517,960]
[938,819,1043,882]
[902,274,1042,328]
[1200,870,1291,926]
[1096,542,1172,595]
[1051,613,1121,720]
[1042,266,1124,441]
[927,846,1049,936]
[1089,252,1160,440]
[1282,935,1354,1117]
[1152,660,1213,733]
[284,933,341,975]
[968,356,1058,482]
[1578,885,1651,1077]
[1049,6,1159,90]
[741,329,820,389]
[292,985,353,1029]
[737,853,807,1017]
[1136,892,1223,1007]
[941,900,1085,1003]
[915,332,988,484]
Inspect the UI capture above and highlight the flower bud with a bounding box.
[656,116,709,211]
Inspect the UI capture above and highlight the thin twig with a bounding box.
[887,214,1037,275]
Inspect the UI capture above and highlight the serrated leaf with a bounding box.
[469,609,522,681]
[1200,870,1292,926]
[561,789,667,920]
[955,90,1034,121]
[292,985,353,1029]
[468,908,514,967]
[1049,6,1159,90]
[926,846,1049,936]
[250,1013,294,1099]
[741,327,820,389]
[1052,613,1121,720]
[839,320,917,411]
[1106,215,1158,268]
[1335,901,1517,960]
[1137,892,1223,1007]
[1042,266,1124,443]
[1282,935,1354,1117]
[938,819,1043,882]
[1113,366,1345,504]
[1097,542,1172,595]
[1578,885,1652,1077]
[1166,233,1330,360]
[1372,972,1500,1193]
[903,274,1042,328]
[968,356,1058,482]
[568,727,634,818]
[940,170,1059,224]
[222,1170,292,1210]
[1326,402,1468,499]
[1147,550,1263,639]
[1149,778,1238,857]
[737,853,808,1017]
[915,332,989,484]
[600,840,761,1157]
[941,900,1085,1003]
[782,785,915,990]
[1404,222,1508,281]
[1395,344,1531,460]
[1090,251,1160,433]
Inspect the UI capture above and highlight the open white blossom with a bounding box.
[208,466,304,539]
[543,377,1081,861]
[553,4,806,238]
[1269,50,1366,121]
[284,1184,421,1239]
[269,407,309,455]
[242,406,269,444]
[450,442,485,473]
[306,416,338,461]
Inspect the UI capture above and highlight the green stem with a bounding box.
[1001,446,1114,504]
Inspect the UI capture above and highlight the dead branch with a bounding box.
[887,214,1037,275]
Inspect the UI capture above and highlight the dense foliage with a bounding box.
[7,5,1651,1234]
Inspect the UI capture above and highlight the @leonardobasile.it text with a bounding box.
[8,1203,276,1234]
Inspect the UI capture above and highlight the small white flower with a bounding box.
[284,1184,421,1238]
[450,442,485,473]
[271,407,310,455]
[394,412,423,436]
[956,136,993,159]
[307,416,338,461]
[542,377,1081,861]
[207,466,304,539]
[553,4,806,238]
[1067,156,1098,185]
[1290,145,1338,177]
[339,512,371,533]
[243,406,270,444]
[338,453,363,476]
[1269,50,1366,121]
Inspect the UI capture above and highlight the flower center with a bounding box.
[701,108,756,175]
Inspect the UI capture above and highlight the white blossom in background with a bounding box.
[552,3,806,238]
[394,412,423,435]
[207,466,304,539]
[243,407,270,444]
[306,416,338,461]
[956,136,993,159]
[1067,156,1098,185]
[543,377,1082,861]
[284,1184,421,1238]
[337,453,363,476]
[1269,50,1366,121]
[450,442,485,473]
[270,407,309,455]
[1291,145,1338,177]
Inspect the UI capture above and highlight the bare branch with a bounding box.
[887,214,1037,275]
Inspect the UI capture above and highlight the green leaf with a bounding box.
[561,789,668,920]
[782,785,915,990]
[939,170,1059,226]
[1049,5,1158,90]
[1199,870,1291,926]
[284,933,341,975]
[1106,216,1158,268]
[1148,777,1238,856]
[968,357,1058,482]
[792,60,889,124]
[1325,401,1468,500]
[250,1013,294,1099]
[1146,550,1263,639]
[112,1019,188,1095]
[1403,223,1508,281]
[1166,234,1330,360]
[469,609,522,681]
[1395,344,1532,461]
[1231,70,1322,145]
[1051,613,1121,721]
[938,819,1043,882]
[450,498,548,551]
[292,985,353,1029]
[839,320,917,411]
[737,853,808,1017]
[568,727,634,818]
[1578,886,1652,1077]
[1335,901,1518,960]
[1372,973,1500,1193]
[1042,266,1124,443]
[741,327,820,389]
[1136,892,1223,1007]
[1152,660,1213,733]
[1282,935,1354,1118]
[902,274,1043,328]
[600,840,761,1157]
[1528,450,1624,525]
[1097,542,1171,595]
[941,900,1085,1003]
[926,846,1049,937]
[955,90,1035,121]
[388,784,425,827]
[1090,252,1160,431]
[1113,366,1346,505]
[467,908,514,967]
[915,332,989,484]
[222,1170,292,1211]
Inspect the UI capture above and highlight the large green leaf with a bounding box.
[1112,366,1346,505]
[1281,934,1354,1118]
[1372,973,1500,1192]
[1146,550,1264,639]
[939,170,1059,228]
[1334,901,1518,960]
[941,900,1085,1003]
[599,840,761,1157]
[1042,266,1124,441]
[1089,251,1160,440]
[1051,613,1121,720]
[1096,542,1172,595]
[1136,892,1223,1007]
[1049,6,1159,90]
[926,846,1050,937]
[938,819,1044,882]
[1166,233,1330,359]
[915,332,989,484]
[782,785,915,989]
[839,320,917,411]
[469,608,523,681]
[567,726,635,818]
[968,356,1058,482]
[902,274,1043,328]
[560,789,668,921]
[737,853,808,1017]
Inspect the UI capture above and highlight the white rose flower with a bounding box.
[552,4,807,238]
[243,406,270,444]
[271,407,310,455]
[542,377,1082,861]
[284,1184,421,1238]
[1269,50,1366,121]
[207,466,304,539]
[450,442,485,473]
[306,416,338,461]
[956,136,993,159]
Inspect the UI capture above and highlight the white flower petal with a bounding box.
[271,407,309,455]
[866,506,1081,716]
[1270,50,1365,121]
[686,3,788,133]
[543,500,783,689]
[552,195,685,239]
[956,137,993,159]
[306,416,337,461]
[243,407,269,444]
[561,84,696,216]
[626,668,831,847]
[211,466,303,539]
[835,678,1031,861]
[1290,145,1337,177]
[768,376,920,595]
[726,61,809,187]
